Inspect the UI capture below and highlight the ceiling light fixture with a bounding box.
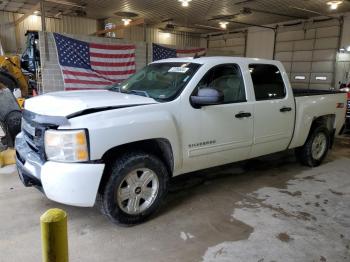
[178,0,192,7]
[33,10,40,15]
[327,1,343,10]
[219,21,229,29]
[122,18,132,26]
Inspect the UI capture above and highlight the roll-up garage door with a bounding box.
[207,31,246,57]
[274,19,341,90]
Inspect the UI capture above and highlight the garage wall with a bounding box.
[122,26,202,48]
[0,11,98,53]
[274,19,341,90]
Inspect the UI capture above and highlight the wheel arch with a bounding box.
[98,138,174,192]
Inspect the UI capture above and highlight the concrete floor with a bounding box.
[0,135,349,262]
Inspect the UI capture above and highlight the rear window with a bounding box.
[249,64,286,101]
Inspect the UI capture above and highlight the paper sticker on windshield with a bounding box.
[168,67,189,73]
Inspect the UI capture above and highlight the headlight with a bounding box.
[44,129,89,162]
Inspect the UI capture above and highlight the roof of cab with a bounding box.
[151,56,279,66]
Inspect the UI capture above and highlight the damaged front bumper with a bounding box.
[15,133,105,207]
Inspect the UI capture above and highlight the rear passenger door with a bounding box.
[249,64,295,158]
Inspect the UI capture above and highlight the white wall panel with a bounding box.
[291,62,312,73]
[293,51,313,61]
[314,37,339,49]
[311,61,334,73]
[207,32,246,57]
[275,51,293,61]
[246,28,275,59]
[281,62,292,72]
[313,49,336,61]
[316,26,340,38]
[294,40,314,51]
[276,30,304,42]
[275,41,293,52]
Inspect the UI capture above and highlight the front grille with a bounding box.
[347,100,350,118]
[21,117,47,161]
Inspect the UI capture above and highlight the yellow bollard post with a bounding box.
[2,148,16,166]
[40,208,69,262]
[0,152,4,168]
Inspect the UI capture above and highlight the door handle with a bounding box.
[235,112,252,118]
[280,107,292,112]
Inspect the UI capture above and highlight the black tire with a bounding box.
[98,151,169,225]
[295,126,330,167]
[0,73,17,93]
[4,110,22,148]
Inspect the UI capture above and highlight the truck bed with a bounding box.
[293,88,341,97]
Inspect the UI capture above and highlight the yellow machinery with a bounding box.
[0,55,29,97]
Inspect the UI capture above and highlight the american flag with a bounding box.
[54,33,136,91]
[152,43,206,61]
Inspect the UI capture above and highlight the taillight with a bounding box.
[336,103,345,108]
[347,92,350,99]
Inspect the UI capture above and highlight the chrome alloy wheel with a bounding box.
[116,168,159,215]
[311,132,327,160]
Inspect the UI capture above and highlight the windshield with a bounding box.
[107,62,201,101]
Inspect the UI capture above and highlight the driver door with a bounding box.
[180,64,254,173]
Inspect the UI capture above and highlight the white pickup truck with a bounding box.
[15,57,346,225]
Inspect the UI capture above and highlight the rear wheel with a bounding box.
[295,126,330,167]
[99,151,169,225]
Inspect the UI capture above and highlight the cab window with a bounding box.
[194,64,246,104]
[249,64,286,101]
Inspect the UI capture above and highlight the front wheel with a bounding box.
[98,151,169,225]
[295,126,330,167]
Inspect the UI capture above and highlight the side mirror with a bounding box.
[191,88,224,107]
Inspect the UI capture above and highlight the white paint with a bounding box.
[180,232,195,241]
[0,125,5,137]
[203,158,350,262]
[19,56,346,207]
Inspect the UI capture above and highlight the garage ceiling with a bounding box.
[1,0,350,30]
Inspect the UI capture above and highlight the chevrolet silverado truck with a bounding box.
[15,57,347,225]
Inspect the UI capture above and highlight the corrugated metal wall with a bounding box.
[0,11,98,53]
[122,26,201,48]
[0,11,17,53]
[1,11,202,54]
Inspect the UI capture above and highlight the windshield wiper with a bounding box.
[109,86,121,92]
[129,90,150,98]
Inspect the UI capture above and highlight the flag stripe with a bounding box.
[90,48,135,55]
[90,61,135,67]
[90,52,135,59]
[94,69,136,76]
[91,65,136,72]
[90,43,135,50]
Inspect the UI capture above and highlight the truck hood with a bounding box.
[24,90,157,117]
